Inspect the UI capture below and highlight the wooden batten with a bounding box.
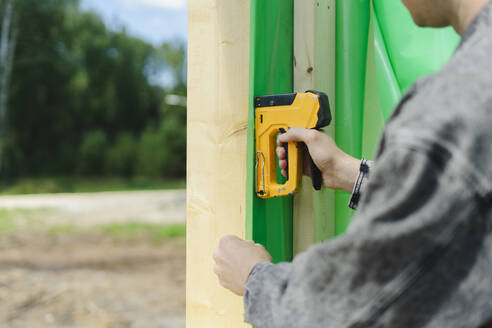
[293,0,336,255]
[293,0,316,254]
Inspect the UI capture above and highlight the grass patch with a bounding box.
[0,208,57,233]
[46,222,186,243]
[0,176,186,195]
[49,225,78,234]
[0,208,186,243]
[100,223,186,243]
[0,213,16,233]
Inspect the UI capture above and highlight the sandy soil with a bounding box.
[0,191,186,328]
[0,234,185,328]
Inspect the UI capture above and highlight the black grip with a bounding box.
[279,128,288,180]
[308,152,322,190]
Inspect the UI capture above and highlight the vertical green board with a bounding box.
[334,0,370,235]
[246,0,294,263]
[362,12,385,161]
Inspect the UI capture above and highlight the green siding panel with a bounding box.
[334,0,370,235]
[373,0,459,93]
[246,0,294,263]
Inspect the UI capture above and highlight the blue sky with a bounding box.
[80,0,188,45]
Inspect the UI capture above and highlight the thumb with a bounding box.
[277,127,315,146]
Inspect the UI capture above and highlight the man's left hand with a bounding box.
[213,235,272,296]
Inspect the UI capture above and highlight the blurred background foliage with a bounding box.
[0,0,187,190]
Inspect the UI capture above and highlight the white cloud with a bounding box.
[122,0,186,10]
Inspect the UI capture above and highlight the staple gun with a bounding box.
[254,91,332,199]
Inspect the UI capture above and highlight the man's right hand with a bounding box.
[276,128,361,193]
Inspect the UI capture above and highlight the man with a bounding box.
[213,0,492,326]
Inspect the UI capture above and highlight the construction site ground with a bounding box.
[0,190,186,328]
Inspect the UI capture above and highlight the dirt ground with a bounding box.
[0,191,186,328]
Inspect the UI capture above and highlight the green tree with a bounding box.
[0,0,188,182]
[135,125,168,178]
[78,129,108,175]
[106,132,137,177]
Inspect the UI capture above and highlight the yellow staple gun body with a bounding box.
[255,91,332,199]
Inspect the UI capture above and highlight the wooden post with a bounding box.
[187,0,251,326]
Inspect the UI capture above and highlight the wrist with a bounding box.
[331,154,361,193]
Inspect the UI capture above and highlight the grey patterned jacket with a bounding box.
[244,2,492,327]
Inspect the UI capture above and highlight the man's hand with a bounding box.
[213,235,272,296]
[277,127,361,193]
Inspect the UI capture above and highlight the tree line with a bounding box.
[0,0,186,183]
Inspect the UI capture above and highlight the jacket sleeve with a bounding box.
[348,159,374,210]
[244,142,484,328]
